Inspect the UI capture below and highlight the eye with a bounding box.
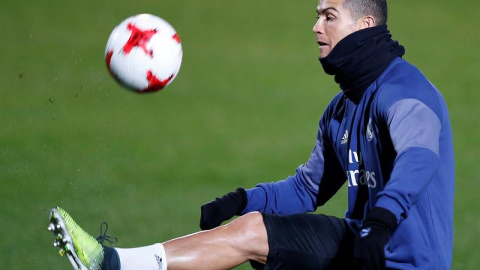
[326,15,335,21]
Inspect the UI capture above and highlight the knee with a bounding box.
[222,212,268,256]
[225,212,264,236]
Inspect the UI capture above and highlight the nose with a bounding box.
[312,18,323,34]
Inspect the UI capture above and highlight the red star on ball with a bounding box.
[123,23,157,57]
[143,71,174,93]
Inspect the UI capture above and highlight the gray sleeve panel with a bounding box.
[387,99,441,156]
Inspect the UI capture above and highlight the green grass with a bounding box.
[1,0,478,269]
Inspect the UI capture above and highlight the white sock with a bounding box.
[115,243,168,270]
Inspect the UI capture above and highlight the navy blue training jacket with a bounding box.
[243,57,455,269]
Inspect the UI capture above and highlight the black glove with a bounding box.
[199,188,247,230]
[354,207,397,270]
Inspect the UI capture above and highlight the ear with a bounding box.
[357,15,376,29]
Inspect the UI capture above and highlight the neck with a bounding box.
[319,25,405,102]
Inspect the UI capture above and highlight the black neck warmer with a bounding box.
[319,25,405,102]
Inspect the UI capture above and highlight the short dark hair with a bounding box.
[343,0,388,25]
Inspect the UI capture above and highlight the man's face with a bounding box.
[313,0,364,58]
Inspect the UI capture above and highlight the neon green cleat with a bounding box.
[48,207,104,270]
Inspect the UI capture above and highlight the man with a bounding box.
[49,0,454,269]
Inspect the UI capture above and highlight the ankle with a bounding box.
[102,247,121,270]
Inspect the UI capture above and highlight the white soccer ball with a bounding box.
[105,14,183,93]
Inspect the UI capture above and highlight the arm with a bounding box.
[243,126,346,215]
[199,102,347,228]
[376,98,442,221]
[355,98,443,269]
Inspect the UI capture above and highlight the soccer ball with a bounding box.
[105,14,183,93]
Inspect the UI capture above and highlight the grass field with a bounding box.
[1,0,479,269]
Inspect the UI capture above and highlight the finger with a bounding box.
[200,205,214,230]
[378,246,386,267]
[370,250,381,270]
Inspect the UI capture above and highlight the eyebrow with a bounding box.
[317,7,339,15]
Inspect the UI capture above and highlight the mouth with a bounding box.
[317,41,328,46]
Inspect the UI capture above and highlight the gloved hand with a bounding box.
[199,188,247,230]
[354,207,397,270]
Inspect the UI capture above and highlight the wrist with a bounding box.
[232,188,247,215]
[363,207,397,233]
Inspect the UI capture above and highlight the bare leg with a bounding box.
[164,212,269,270]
